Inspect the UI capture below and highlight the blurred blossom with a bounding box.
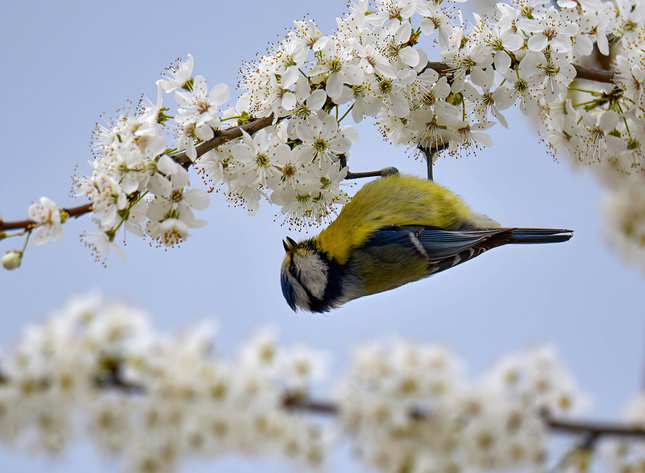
[603,392,645,473]
[0,293,597,473]
[602,173,645,272]
[335,338,590,473]
[0,294,328,472]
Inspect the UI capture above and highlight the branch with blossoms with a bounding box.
[0,55,614,236]
[92,366,645,444]
[0,60,615,228]
[4,0,645,270]
[1,292,644,473]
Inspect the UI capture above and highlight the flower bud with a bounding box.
[2,250,22,270]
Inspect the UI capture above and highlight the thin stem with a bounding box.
[21,230,31,252]
[111,191,149,235]
[419,144,449,181]
[572,99,602,108]
[421,147,434,181]
[568,87,602,95]
[338,103,355,123]
[622,114,631,139]
[345,167,399,179]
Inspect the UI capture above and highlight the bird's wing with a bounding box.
[347,225,517,297]
[363,225,514,266]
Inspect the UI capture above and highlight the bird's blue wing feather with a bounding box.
[363,225,512,262]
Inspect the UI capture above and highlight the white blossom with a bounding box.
[28,197,64,245]
[175,76,229,140]
[157,54,194,92]
[519,7,579,53]
[295,112,353,176]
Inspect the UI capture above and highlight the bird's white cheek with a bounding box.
[298,255,328,300]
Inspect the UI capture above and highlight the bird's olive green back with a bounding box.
[316,174,473,264]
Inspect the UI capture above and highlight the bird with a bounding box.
[280,173,573,313]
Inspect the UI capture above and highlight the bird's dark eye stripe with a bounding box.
[288,256,297,277]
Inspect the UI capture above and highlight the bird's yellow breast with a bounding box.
[316,174,472,264]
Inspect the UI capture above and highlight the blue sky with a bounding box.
[1,1,643,472]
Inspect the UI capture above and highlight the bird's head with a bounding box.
[280,236,330,312]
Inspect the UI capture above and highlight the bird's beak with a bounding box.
[283,236,297,253]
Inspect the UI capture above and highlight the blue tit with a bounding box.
[280,173,573,313]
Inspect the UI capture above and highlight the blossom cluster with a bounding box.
[602,171,645,267]
[0,293,608,473]
[336,340,589,473]
[4,0,645,268]
[79,75,213,263]
[0,293,328,473]
[603,392,645,473]
[541,3,645,171]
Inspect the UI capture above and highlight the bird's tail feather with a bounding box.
[509,228,573,244]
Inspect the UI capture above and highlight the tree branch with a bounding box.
[23,362,645,442]
[0,117,276,233]
[0,203,93,232]
[283,394,339,415]
[345,167,399,179]
[424,61,615,84]
[546,415,645,439]
[0,60,616,234]
[94,359,145,395]
[284,396,645,440]
[573,65,615,83]
[172,115,276,165]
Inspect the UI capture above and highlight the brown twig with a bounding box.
[424,61,615,84]
[0,117,277,233]
[573,65,615,83]
[0,203,93,232]
[172,116,275,165]
[94,360,145,395]
[418,147,441,181]
[345,167,399,179]
[546,415,645,440]
[425,61,453,75]
[283,394,340,415]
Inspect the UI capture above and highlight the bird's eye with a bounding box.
[288,255,298,276]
